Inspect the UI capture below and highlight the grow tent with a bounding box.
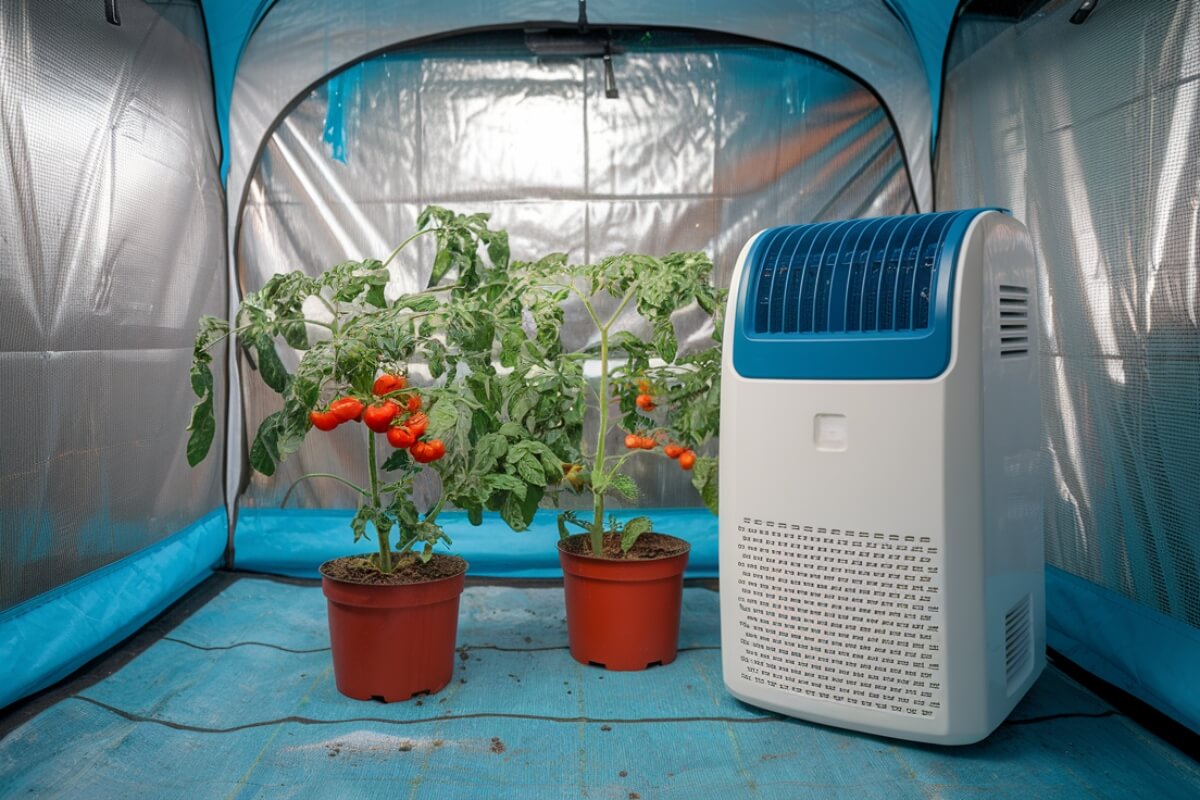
[2,0,1199,796]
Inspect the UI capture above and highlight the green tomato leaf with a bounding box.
[253,336,290,393]
[653,321,678,364]
[350,506,372,542]
[486,473,527,500]
[427,398,459,438]
[486,230,510,269]
[473,432,508,473]
[607,473,639,502]
[499,492,530,531]
[516,454,548,487]
[381,448,411,472]
[248,412,283,476]
[498,421,526,440]
[185,395,215,467]
[429,248,453,288]
[620,516,654,553]
[691,456,719,515]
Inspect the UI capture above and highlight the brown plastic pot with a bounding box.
[558,535,690,671]
[320,560,466,702]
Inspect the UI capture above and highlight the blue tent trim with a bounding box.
[0,509,228,711]
[233,507,719,579]
[1047,565,1200,735]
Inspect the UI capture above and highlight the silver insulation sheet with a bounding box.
[938,0,1200,627]
[0,0,227,610]
[237,31,914,512]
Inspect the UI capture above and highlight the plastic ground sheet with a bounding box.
[2,576,1198,799]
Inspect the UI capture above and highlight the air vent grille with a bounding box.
[733,515,946,718]
[1004,594,1033,691]
[999,284,1030,358]
[750,211,970,336]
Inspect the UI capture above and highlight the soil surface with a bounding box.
[319,554,467,586]
[559,532,689,561]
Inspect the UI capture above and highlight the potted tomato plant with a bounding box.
[500,251,724,670]
[185,207,563,701]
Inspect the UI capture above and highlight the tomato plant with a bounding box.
[186,207,567,574]
[496,250,725,556]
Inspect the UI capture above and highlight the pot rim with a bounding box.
[318,553,469,588]
[556,532,691,564]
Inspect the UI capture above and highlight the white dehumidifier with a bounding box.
[719,209,1044,744]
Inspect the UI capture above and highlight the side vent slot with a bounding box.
[1004,594,1034,692]
[998,285,1029,358]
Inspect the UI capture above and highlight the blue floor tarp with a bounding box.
[2,576,1198,798]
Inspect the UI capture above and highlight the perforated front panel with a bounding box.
[732,515,946,718]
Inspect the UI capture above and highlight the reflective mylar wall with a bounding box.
[938,0,1200,628]
[237,30,914,511]
[0,0,227,610]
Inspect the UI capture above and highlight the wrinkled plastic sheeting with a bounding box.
[0,0,227,610]
[938,0,1200,629]
[235,31,914,513]
[225,0,930,232]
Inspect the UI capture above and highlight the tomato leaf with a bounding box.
[429,248,453,288]
[381,448,410,472]
[186,395,215,467]
[350,506,372,542]
[473,433,508,473]
[620,516,653,553]
[253,336,290,393]
[608,473,639,502]
[499,492,530,531]
[248,412,283,476]
[691,456,719,515]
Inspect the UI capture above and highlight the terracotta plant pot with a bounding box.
[320,559,467,701]
[558,535,690,671]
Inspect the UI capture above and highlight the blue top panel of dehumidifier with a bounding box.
[732,209,995,380]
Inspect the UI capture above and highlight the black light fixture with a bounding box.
[603,44,619,99]
[1069,0,1098,25]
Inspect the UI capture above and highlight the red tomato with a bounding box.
[405,412,429,437]
[387,425,416,448]
[372,374,406,396]
[363,401,399,432]
[406,394,422,412]
[625,434,641,450]
[309,410,340,431]
[678,450,696,470]
[636,394,656,411]
[329,397,363,423]
[411,440,443,463]
[664,444,683,459]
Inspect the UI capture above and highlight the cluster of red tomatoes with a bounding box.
[623,380,696,470]
[308,374,446,463]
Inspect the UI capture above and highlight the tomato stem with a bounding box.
[590,303,608,557]
[381,227,439,268]
[367,432,391,574]
[279,472,368,508]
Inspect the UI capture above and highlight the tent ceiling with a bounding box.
[220,1,936,258]
[200,1,962,182]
